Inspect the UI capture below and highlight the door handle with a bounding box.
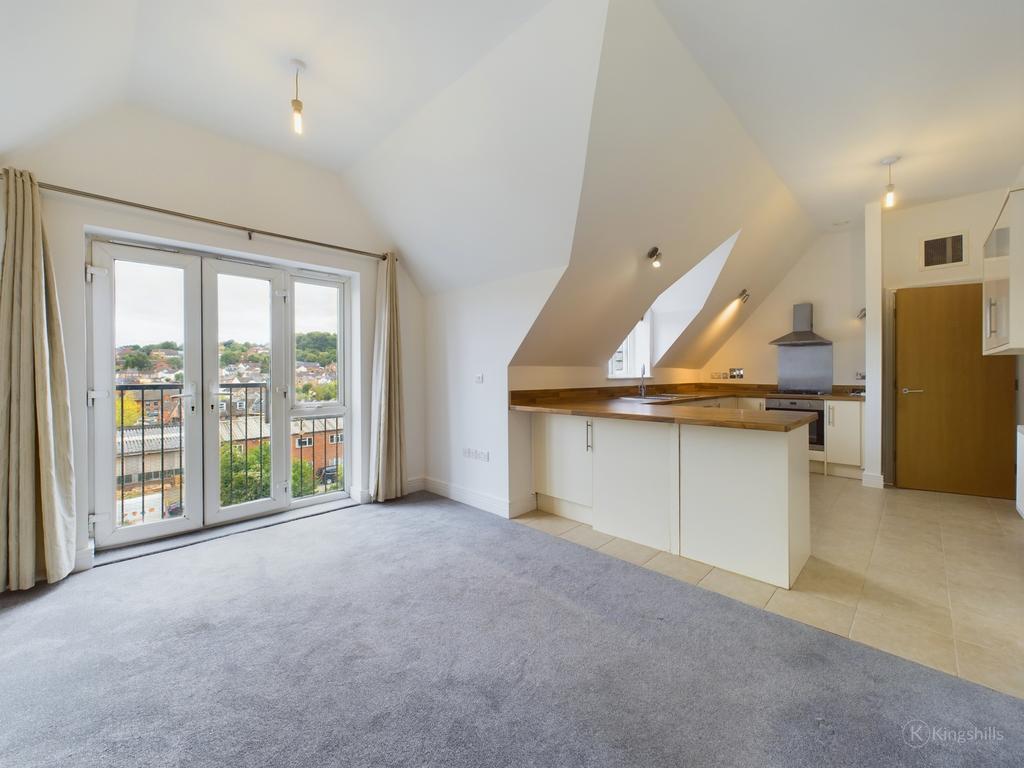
[901,387,924,395]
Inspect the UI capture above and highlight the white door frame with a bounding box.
[90,241,204,547]
[202,259,290,526]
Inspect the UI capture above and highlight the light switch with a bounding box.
[474,373,484,384]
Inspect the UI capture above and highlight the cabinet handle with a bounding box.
[585,420,592,452]
[987,297,997,338]
[828,404,834,427]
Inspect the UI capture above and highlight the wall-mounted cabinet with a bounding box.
[982,189,1024,355]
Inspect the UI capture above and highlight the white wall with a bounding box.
[882,188,1006,289]
[426,268,563,516]
[0,104,426,565]
[508,366,699,391]
[701,228,866,385]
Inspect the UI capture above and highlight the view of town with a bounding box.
[114,333,344,527]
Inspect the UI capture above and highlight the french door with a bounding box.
[90,241,348,548]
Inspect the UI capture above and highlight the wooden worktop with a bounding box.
[510,399,818,432]
[510,383,865,406]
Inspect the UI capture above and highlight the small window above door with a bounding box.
[921,233,966,270]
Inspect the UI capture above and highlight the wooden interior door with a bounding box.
[895,283,1016,498]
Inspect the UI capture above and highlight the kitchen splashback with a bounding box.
[777,345,833,394]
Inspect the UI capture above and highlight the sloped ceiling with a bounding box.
[655,0,1024,227]
[511,0,814,368]
[345,0,609,294]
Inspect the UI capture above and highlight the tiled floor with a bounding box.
[513,475,1024,699]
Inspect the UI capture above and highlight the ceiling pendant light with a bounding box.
[880,156,900,208]
[291,59,306,135]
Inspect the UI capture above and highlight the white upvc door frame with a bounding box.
[202,259,291,526]
[89,241,205,547]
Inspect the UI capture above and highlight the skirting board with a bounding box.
[861,472,885,489]
[405,477,427,493]
[424,477,530,519]
[74,542,95,573]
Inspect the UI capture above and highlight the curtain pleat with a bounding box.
[368,253,405,501]
[0,168,76,591]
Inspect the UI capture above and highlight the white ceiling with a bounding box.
[657,0,1024,226]
[0,0,550,169]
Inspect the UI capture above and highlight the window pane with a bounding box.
[294,282,340,403]
[290,416,345,497]
[113,260,186,528]
[217,274,272,508]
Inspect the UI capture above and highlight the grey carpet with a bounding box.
[1,492,1020,768]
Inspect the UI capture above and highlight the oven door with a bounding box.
[766,404,824,452]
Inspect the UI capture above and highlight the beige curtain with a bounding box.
[369,253,405,501]
[0,168,76,591]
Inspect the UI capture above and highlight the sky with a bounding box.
[114,261,339,348]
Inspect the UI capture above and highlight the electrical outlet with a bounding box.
[464,448,490,462]
[474,373,484,384]
[729,368,744,379]
[855,371,866,381]
[710,371,722,379]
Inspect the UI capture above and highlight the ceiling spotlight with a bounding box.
[291,59,306,135]
[738,289,750,303]
[880,156,900,208]
[647,246,662,268]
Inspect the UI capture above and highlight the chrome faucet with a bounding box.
[639,364,647,398]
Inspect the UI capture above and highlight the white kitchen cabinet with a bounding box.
[531,413,593,508]
[982,188,1024,355]
[736,397,766,411]
[824,400,862,467]
[592,418,679,553]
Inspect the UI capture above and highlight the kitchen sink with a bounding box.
[619,394,692,404]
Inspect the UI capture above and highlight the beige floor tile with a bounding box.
[697,568,776,609]
[559,524,614,550]
[514,511,580,536]
[810,537,874,573]
[862,564,950,609]
[850,610,957,674]
[953,605,1024,661]
[766,589,854,636]
[596,537,659,566]
[869,537,946,576]
[643,552,712,585]
[956,640,1024,699]
[856,584,954,637]
[790,556,865,607]
[948,579,1024,626]
[813,506,882,537]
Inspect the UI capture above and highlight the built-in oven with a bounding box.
[766,398,825,453]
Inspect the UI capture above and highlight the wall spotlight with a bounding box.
[647,246,662,268]
[738,289,750,303]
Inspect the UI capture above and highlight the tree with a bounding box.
[122,351,152,371]
[295,331,337,366]
[115,396,142,427]
[218,442,334,505]
[291,458,318,498]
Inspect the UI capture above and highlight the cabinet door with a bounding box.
[983,278,1010,352]
[825,401,862,467]
[531,413,593,507]
[592,419,678,553]
[736,397,765,411]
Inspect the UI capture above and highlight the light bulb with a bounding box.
[292,99,303,135]
[884,184,895,208]
[652,257,661,268]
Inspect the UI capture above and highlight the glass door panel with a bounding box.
[91,243,203,548]
[203,261,288,525]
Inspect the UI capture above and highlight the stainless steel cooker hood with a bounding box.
[770,303,832,346]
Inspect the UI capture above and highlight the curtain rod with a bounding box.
[0,171,387,261]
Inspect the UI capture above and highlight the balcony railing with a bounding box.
[115,383,185,527]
